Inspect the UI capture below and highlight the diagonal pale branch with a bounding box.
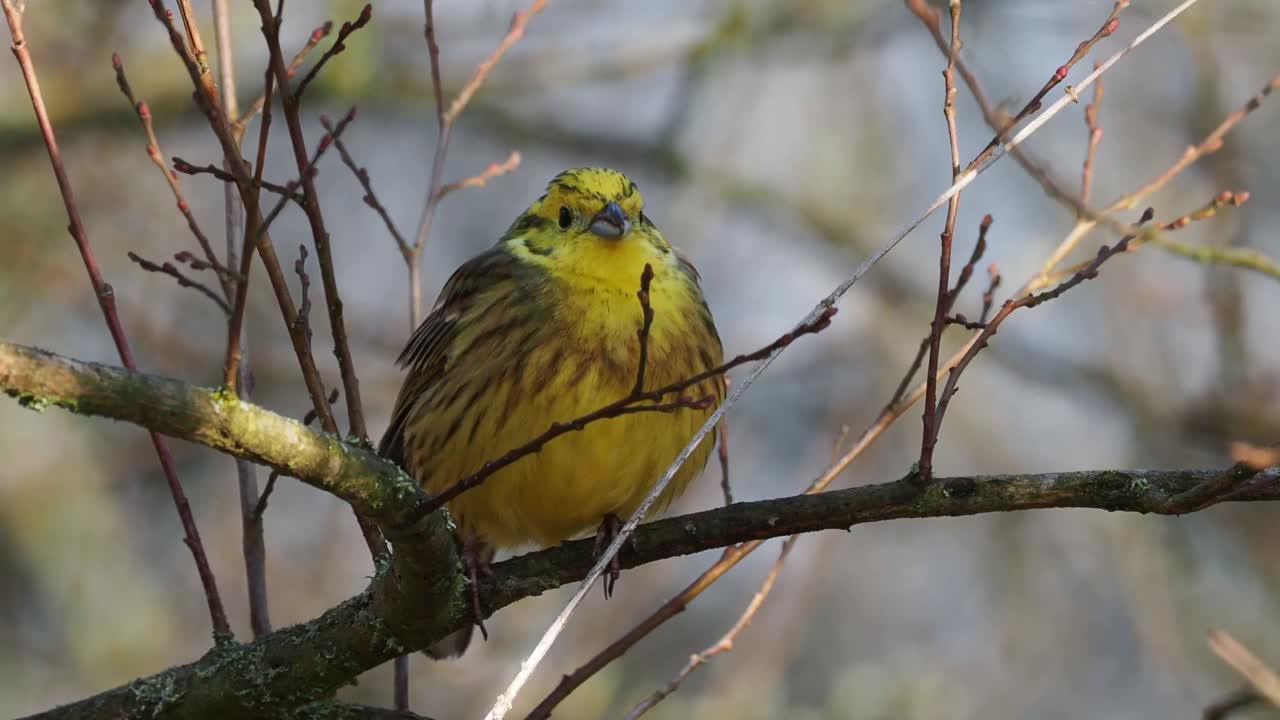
[2,339,1278,719]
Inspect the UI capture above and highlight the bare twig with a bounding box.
[252,0,368,444]
[410,0,545,325]
[883,214,990,415]
[1203,687,1263,720]
[149,0,339,432]
[961,0,1127,178]
[4,0,230,640]
[434,150,522,201]
[632,264,656,394]
[933,208,1155,434]
[917,0,964,484]
[223,65,276,389]
[292,3,371,102]
[295,244,313,344]
[1080,65,1104,213]
[717,378,732,507]
[231,20,332,140]
[127,251,231,313]
[323,117,411,261]
[214,0,270,641]
[113,54,231,299]
[1209,630,1280,710]
[172,156,306,204]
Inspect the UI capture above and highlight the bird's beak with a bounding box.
[588,201,631,239]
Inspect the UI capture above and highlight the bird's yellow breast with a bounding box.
[404,247,722,549]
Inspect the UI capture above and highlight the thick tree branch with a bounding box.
[3,339,1278,719]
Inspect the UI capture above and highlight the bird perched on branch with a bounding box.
[379,167,725,657]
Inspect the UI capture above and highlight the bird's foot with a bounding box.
[593,513,624,599]
[461,543,494,641]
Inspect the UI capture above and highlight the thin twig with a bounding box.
[223,65,276,389]
[1203,687,1263,720]
[434,151,522,202]
[294,244,313,344]
[171,156,306,204]
[322,118,411,261]
[214,0,271,640]
[1036,70,1280,287]
[252,0,368,444]
[3,0,231,641]
[883,214,990,415]
[1080,64,1104,213]
[292,3,371,102]
[917,0,964,484]
[411,0,545,325]
[149,0,339,432]
[112,54,231,299]
[934,209,1155,434]
[176,0,219,108]
[1209,630,1280,710]
[127,251,231,314]
[231,19,332,140]
[717,377,732,507]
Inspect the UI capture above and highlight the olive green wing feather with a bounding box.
[377,246,539,466]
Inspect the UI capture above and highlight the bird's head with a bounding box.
[505,168,673,264]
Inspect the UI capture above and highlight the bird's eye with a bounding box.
[558,207,572,229]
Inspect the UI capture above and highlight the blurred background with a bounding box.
[2,0,1279,717]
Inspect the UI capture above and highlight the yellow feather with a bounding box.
[382,166,723,551]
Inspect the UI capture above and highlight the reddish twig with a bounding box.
[883,214,991,416]
[211,0,272,643]
[1080,64,1104,212]
[933,208,1155,434]
[979,263,1001,323]
[149,1,339,433]
[127,251,231,314]
[3,0,231,641]
[717,377,732,506]
[917,0,964,484]
[224,65,276,389]
[410,0,544,325]
[294,244,313,343]
[231,19,332,140]
[962,1,1127,177]
[113,53,231,300]
[434,150,522,202]
[292,3,371,102]
[252,0,368,444]
[1208,629,1280,710]
[171,156,305,204]
[322,117,411,262]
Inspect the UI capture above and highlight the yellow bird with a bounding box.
[379,167,725,657]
